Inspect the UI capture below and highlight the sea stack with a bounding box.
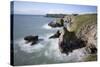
[24,35,38,45]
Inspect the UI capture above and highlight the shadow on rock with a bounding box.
[59,27,86,55]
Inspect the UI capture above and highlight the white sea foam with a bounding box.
[15,33,54,53]
[43,38,85,62]
[42,23,61,30]
[15,39,45,53]
[15,33,85,62]
[42,23,52,29]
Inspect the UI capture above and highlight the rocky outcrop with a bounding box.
[49,14,97,56]
[49,30,61,39]
[58,27,86,55]
[24,35,38,45]
[76,23,97,54]
[45,14,66,18]
[48,18,64,28]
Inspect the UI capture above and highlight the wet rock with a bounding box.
[49,30,61,39]
[24,35,38,45]
[48,18,64,28]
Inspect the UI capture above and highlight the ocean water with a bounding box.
[13,15,85,66]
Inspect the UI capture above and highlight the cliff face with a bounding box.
[77,22,97,53]
[59,14,97,54]
[72,14,97,54]
[49,14,97,57]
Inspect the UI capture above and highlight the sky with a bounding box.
[12,1,97,15]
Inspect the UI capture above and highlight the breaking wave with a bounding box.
[15,33,86,62]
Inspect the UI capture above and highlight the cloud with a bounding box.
[13,1,97,15]
[14,8,47,15]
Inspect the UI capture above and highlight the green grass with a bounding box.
[71,14,97,61]
[84,54,97,61]
[71,14,97,33]
[64,14,97,60]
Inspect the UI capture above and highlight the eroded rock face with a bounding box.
[48,14,97,56]
[58,27,86,55]
[24,35,38,45]
[58,16,97,55]
[63,16,75,32]
[77,23,97,54]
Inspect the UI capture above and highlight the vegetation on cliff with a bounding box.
[45,14,66,18]
[48,13,97,61]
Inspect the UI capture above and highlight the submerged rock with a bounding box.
[49,30,61,39]
[24,35,38,45]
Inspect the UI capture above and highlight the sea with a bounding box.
[13,14,85,66]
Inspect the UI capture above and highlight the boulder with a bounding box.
[24,35,38,45]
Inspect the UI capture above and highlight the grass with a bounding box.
[72,14,97,33]
[63,14,97,61]
[70,14,97,61]
[83,54,97,61]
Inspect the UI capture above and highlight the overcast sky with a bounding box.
[12,1,97,15]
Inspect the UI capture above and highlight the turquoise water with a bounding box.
[13,15,85,66]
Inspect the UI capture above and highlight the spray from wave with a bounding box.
[15,33,86,62]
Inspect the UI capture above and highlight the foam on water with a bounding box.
[15,33,85,62]
[15,33,54,53]
[16,39,44,53]
[42,23,61,30]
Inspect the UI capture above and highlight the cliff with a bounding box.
[45,14,78,18]
[45,14,66,18]
[49,14,97,61]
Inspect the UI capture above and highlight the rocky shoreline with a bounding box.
[48,14,97,57]
[24,14,97,61]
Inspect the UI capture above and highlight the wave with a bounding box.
[14,33,54,53]
[15,33,86,62]
[42,23,61,30]
[15,39,44,53]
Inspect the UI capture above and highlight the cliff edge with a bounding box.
[48,14,97,61]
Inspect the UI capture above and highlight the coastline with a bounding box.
[47,13,97,61]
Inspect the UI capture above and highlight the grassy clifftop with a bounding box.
[60,14,97,60]
[70,14,97,33]
[48,13,97,61]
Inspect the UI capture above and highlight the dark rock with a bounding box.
[48,19,64,28]
[72,14,78,16]
[45,14,66,18]
[58,27,86,55]
[24,35,38,45]
[85,44,97,54]
[49,30,61,39]
[48,22,62,28]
